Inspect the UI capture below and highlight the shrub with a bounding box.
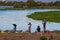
[40,36,47,40]
[49,35,53,40]
[11,39,14,40]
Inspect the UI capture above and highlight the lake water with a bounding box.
[0,9,60,33]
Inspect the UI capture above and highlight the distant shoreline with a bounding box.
[0,8,60,10]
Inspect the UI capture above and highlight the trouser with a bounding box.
[43,24,46,32]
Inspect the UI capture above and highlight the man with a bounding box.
[42,19,46,32]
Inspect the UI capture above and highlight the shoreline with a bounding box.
[0,8,60,10]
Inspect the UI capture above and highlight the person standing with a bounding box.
[13,24,17,32]
[42,19,46,33]
[28,22,32,33]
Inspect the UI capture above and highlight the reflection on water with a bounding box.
[0,9,60,33]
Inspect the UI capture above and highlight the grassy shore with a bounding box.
[0,8,36,10]
[0,8,26,10]
[27,11,60,23]
[0,8,60,10]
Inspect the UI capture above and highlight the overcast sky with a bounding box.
[0,0,60,2]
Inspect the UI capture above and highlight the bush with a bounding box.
[52,30,60,33]
[49,35,53,40]
[40,36,47,40]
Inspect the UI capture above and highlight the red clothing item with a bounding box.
[46,30,51,35]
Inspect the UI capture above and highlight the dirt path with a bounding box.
[0,32,60,40]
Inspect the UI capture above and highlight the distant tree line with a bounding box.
[0,0,60,8]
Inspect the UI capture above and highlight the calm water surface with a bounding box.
[0,9,60,32]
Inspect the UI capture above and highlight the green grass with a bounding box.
[52,30,60,33]
[27,11,60,23]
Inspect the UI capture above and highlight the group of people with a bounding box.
[35,19,46,32]
[27,19,46,33]
[13,19,46,33]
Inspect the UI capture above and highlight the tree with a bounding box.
[27,0,36,8]
[54,1,60,6]
[13,2,24,8]
[48,2,54,6]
